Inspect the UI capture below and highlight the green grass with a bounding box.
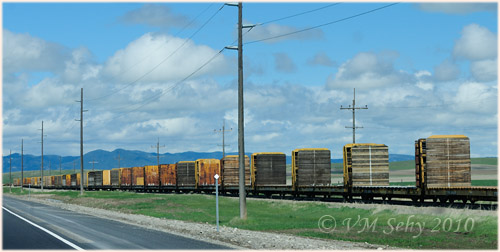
[471,180,498,186]
[390,180,498,187]
[4,187,497,249]
[389,160,414,171]
[471,157,497,166]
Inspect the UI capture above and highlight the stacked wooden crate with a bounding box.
[348,144,389,186]
[145,165,160,186]
[251,153,286,187]
[196,159,221,186]
[176,161,195,186]
[103,170,111,187]
[160,164,177,186]
[292,148,331,188]
[425,135,471,187]
[132,167,145,187]
[111,169,120,187]
[221,155,250,186]
[120,168,132,186]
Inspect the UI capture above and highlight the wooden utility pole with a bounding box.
[9,149,12,192]
[115,153,122,169]
[21,139,24,192]
[214,120,232,159]
[151,138,165,186]
[39,121,45,191]
[89,160,98,171]
[236,2,247,220]
[76,88,87,195]
[151,138,165,168]
[225,2,250,220]
[340,88,368,143]
[59,156,62,174]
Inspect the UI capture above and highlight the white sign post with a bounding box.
[214,174,220,232]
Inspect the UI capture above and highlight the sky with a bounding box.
[2,2,498,159]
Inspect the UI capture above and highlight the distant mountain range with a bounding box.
[2,149,415,173]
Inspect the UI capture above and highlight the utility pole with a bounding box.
[49,160,51,176]
[59,156,62,174]
[225,2,252,220]
[151,138,165,168]
[73,160,76,173]
[214,120,232,159]
[21,139,24,192]
[89,160,98,171]
[9,149,12,192]
[115,153,122,169]
[38,121,46,191]
[340,88,368,143]
[76,88,88,195]
[151,138,165,186]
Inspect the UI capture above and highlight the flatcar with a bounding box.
[21,135,497,205]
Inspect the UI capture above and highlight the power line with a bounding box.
[88,3,225,103]
[111,47,226,119]
[259,3,341,25]
[245,3,399,45]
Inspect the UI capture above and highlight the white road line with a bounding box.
[2,206,85,251]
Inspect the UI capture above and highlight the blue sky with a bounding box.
[2,2,498,158]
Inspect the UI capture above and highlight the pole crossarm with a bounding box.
[340,88,368,143]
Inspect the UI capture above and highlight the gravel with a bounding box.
[7,193,394,250]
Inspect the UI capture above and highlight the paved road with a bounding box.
[3,196,230,250]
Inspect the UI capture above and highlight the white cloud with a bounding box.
[2,29,69,75]
[470,59,497,82]
[243,23,323,43]
[308,52,336,67]
[63,47,101,83]
[274,53,296,73]
[102,33,230,83]
[251,133,281,142]
[224,109,254,127]
[434,59,460,81]
[326,51,411,89]
[453,24,497,61]
[417,3,497,14]
[119,4,190,28]
[453,82,497,113]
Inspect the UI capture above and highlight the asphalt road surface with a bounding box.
[3,196,230,250]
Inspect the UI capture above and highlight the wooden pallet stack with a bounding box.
[292,148,331,187]
[349,144,389,186]
[221,155,251,186]
[425,135,471,187]
[251,153,287,186]
[196,159,221,186]
[177,161,195,186]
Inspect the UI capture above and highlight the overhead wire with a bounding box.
[87,3,220,102]
[89,3,225,114]
[111,47,226,119]
[245,3,399,45]
[258,2,341,25]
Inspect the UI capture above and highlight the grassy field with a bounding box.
[389,160,414,171]
[390,180,498,187]
[471,157,497,165]
[4,188,497,249]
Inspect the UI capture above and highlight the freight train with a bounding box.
[15,135,497,204]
